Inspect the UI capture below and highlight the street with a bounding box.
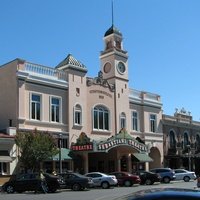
[0,180,199,200]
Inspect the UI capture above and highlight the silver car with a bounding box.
[85,172,118,189]
[174,169,197,182]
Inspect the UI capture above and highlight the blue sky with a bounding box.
[1,0,200,120]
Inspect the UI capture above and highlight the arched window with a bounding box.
[169,131,176,148]
[120,112,126,129]
[93,106,109,131]
[74,104,82,125]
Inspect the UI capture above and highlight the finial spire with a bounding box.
[112,0,114,26]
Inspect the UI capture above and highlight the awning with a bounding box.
[52,148,72,161]
[0,156,13,162]
[132,153,153,162]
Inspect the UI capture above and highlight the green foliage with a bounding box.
[15,129,58,171]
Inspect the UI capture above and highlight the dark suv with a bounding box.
[150,168,176,183]
[2,172,63,193]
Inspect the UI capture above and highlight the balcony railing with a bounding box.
[129,89,161,102]
[19,62,68,81]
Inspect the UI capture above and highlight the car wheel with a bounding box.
[184,176,190,182]
[72,183,81,191]
[124,180,132,187]
[6,185,15,193]
[101,181,109,189]
[145,179,153,185]
[163,177,170,183]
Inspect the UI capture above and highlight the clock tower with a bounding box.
[99,24,130,133]
[100,25,129,84]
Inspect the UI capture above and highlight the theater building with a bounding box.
[0,24,163,174]
[162,108,200,175]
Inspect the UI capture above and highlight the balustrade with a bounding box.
[23,62,67,81]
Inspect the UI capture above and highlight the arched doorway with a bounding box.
[149,147,161,169]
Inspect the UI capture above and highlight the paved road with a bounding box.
[0,181,199,200]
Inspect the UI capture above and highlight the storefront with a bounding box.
[71,129,153,174]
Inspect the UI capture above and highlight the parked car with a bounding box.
[174,169,197,182]
[43,172,64,192]
[2,172,62,193]
[85,172,118,189]
[150,168,176,183]
[59,172,94,191]
[114,188,200,200]
[109,171,140,187]
[136,171,161,185]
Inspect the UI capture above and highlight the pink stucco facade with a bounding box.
[0,25,163,174]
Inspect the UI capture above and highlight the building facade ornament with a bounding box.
[87,71,115,92]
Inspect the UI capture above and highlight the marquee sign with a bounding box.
[70,129,148,153]
[71,144,93,151]
[71,132,93,151]
[97,138,147,152]
[97,128,147,153]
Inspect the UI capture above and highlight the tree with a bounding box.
[15,129,59,172]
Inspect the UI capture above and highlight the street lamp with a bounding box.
[59,133,62,173]
[186,144,191,171]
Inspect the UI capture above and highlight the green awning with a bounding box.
[132,153,153,162]
[52,148,72,160]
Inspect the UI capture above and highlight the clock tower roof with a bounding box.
[104,25,122,37]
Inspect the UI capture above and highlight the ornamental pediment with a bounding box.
[87,71,115,92]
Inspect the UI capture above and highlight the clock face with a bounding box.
[103,62,111,73]
[117,62,126,74]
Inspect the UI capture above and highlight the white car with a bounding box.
[174,169,196,182]
[84,172,118,189]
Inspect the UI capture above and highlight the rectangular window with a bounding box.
[51,97,60,122]
[132,111,138,131]
[31,94,41,120]
[150,114,156,132]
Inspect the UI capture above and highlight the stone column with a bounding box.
[116,150,121,171]
[83,153,88,174]
[117,159,121,171]
[145,162,149,171]
[127,154,132,173]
